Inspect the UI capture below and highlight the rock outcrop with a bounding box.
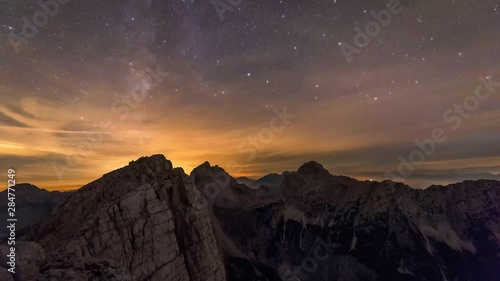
[7,155,226,281]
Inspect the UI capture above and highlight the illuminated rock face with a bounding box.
[16,155,226,281]
[191,161,500,281]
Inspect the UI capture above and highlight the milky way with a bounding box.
[1,0,499,190]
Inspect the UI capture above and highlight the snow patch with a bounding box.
[440,268,449,281]
[283,206,307,223]
[349,232,358,252]
[419,222,477,253]
[282,218,287,242]
[397,267,414,276]
[299,225,306,251]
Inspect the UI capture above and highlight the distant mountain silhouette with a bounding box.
[234,176,255,187]
[358,170,500,189]
[248,173,284,189]
[0,183,67,240]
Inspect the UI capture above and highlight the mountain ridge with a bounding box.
[7,155,226,281]
[190,158,500,281]
[1,155,499,281]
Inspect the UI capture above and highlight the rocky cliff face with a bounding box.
[191,161,500,281]
[4,155,226,281]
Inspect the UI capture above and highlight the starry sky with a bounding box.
[1,0,499,190]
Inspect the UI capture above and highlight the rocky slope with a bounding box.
[191,161,500,281]
[2,155,226,281]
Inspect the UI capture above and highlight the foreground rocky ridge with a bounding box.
[3,155,226,281]
[1,155,498,281]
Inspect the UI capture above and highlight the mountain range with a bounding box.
[1,155,498,281]
[235,173,284,189]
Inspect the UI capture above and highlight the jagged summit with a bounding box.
[127,154,173,170]
[191,161,231,184]
[132,153,168,161]
[192,160,215,175]
[296,160,329,176]
[97,154,174,181]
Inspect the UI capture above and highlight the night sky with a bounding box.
[1,0,499,190]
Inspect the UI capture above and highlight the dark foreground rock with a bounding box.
[2,155,226,281]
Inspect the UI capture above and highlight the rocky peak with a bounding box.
[191,161,215,177]
[296,161,329,177]
[25,154,226,281]
[192,161,228,177]
[127,153,173,172]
